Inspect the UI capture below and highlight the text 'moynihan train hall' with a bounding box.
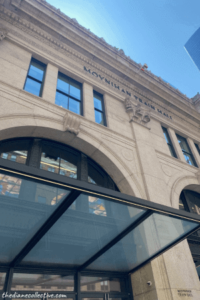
[0,0,200,299]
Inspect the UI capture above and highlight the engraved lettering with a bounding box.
[114,84,120,89]
[122,89,126,93]
[105,78,110,84]
[92,72,98,77]
[84,66,91,73]
[126,91,131,96]
[99,75,104,80]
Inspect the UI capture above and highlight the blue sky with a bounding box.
[46,0,200,98]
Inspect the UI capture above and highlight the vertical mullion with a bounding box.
[3,268,13,293]
[75,272,80,300]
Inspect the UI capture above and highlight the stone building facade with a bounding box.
[0,0,200,299]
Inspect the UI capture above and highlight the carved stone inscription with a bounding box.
[177,290,193,297]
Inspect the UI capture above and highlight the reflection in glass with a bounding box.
[24,58,46,97]
[0,273,6,290]
[11,273,74,291]
[55,92,68,109]
[40,152,59,174]
[60,158,77,179]
[40,146,78,179]
[29,61,45,81]
[0,172,70,263]
[56,73,81,115]
[22,194,146,266]
[24,78,41,96]
[1,150,27,165]
[95,111,104,125]
[88,196,106,216]
[176,134,197,166]
[80,276,125,292]
[70,81,81,100]
[87,213,199,272]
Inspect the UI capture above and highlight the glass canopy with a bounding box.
[0,163,199,276]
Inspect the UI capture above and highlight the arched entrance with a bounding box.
[179,187,200,279]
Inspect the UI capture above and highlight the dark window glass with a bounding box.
[55,72,82,115]
[93,91,106,126]
[162,127,177,158]
[195,143,200,155]
[11,273,74,291]
[24,58,46,97]
[80,276,128,293]
[0,273,6,291]
[0,139,31,165]
[176,134,197,167]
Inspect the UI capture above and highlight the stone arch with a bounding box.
[0,117,144,198]
[170,175,199,209]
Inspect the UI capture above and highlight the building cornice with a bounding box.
[7,0,194,104]
[1,0,200,126]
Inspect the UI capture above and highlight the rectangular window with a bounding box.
[176,134,197,167]
[162,127,177,158]
[55,72,82,115]
[195,143,200,155]
[93,91,106,126]
[24,58,46,97]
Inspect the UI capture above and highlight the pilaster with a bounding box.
[42,63,58,104]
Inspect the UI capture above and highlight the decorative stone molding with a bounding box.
[0,28,7,40]
[63,112,81,135]
[124,97,151,126]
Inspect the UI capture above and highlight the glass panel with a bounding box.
[57,75,70,94]
[195,143,200,155]
[69,98,80,114]
[177,135,190,153]
[0,172,70,263]
[11,273,74,291]
[163,131,169,144]
[95,111,104,125]
[29,60,45,82]
[94,96,103,111]
[183,153,196,166]
[0,273,6,290]
[88,163,104,187]
[55,92,68,109]
[60,158,77,179]
[40,152,59,174]
[22,194,146,266]
[1,150,27,164]
[87,213,199,272]
[80,276,126,292]
[185,191,200,215]
[24,78,41,96]
[179,197,186,211]
[69,81,81,100]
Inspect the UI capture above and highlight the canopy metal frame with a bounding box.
[0,157,200,296]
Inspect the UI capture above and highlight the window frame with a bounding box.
[162,126,177,158]
[23,58,46,97]
[56,72,83,115]
[93,91,107,127]
[176,134,198,167]
[195,143,200,155]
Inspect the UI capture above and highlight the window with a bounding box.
[24,58,46,97]
[93,91,106,126]
[162,127,177,158]
[195,143,200,155]
[176,134,197,167]
[55,72,82,115]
